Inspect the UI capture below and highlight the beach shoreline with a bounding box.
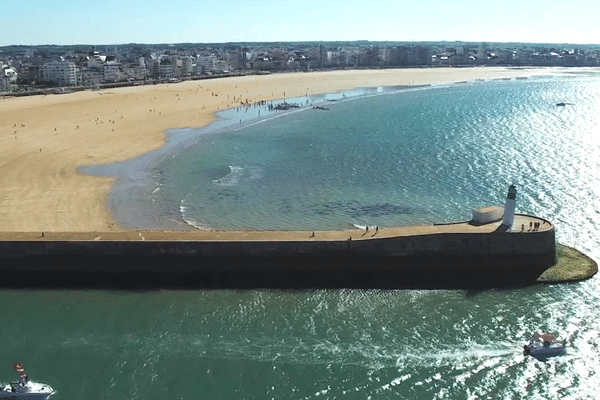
[0,67,564,233]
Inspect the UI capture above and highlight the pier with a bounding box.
[0,214,556,289]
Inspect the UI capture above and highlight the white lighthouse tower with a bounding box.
[502,185,517,228]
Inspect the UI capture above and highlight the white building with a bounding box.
[104,61,122,82]
[123,65,149,81]
[174,59,183,76]
[43,61,77,86]
[198,55,218,74]
[215,59,230,73]
[3,67,18,83]
[81,68,104,86]
[181,56,194,76]
[158,62,175,78]
[379,48,393,65]
[87,55,106,69]
[227,51,245,70]
[0,74,11,92]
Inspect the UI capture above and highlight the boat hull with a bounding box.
[0,393,52,400]
[0,383,53,400]
[524,342,566,358]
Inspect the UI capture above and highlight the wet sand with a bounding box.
[0,67,556,233]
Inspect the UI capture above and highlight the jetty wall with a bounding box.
[0,225,555,289]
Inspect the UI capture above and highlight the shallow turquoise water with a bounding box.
[144,74,600,241]
[5,72,600,399]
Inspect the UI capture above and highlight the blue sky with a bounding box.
[2,0,599,46]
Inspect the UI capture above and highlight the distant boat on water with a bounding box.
[523,333,566,359]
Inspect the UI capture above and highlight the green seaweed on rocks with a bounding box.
[537,244,598,283]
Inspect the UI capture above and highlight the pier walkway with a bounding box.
[0,214,551,242]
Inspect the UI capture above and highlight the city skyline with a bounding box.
[2,0,600,47]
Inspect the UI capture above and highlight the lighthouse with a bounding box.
[502,185,517,228]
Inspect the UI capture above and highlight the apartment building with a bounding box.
[104,61,122,82]
[42,60,77,86]
[0,74,11,92]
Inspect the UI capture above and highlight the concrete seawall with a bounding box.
[0,214,556,289]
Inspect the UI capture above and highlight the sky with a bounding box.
[2,0,600,46]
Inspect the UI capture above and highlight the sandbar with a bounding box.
[0,67,559,233]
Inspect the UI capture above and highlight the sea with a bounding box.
[4,70,600,399]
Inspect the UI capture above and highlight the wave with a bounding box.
[212,165,244,186]
[212,165,263,186]
[353,223,378,230]
[179,192,211,230]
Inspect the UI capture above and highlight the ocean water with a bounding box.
[5,71,600,399]
[108,72,600,242]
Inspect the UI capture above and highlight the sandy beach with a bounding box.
[0,67,555,233]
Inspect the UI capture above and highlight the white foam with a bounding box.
[212,165,243,186]
[179,193,211,230]
[353,224,377,230]
[212,165,263,187]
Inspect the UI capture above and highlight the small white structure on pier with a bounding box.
[472,206,503,225]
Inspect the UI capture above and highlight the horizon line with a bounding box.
[2,39,600,49]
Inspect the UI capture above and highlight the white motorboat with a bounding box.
[0,363,54,400]
[523,333,566,358]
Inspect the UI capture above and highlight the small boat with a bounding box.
[523,333,566,358]
[0,363,54,400]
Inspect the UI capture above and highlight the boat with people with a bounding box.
[523,333,566,358]
[0,363,54,400]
